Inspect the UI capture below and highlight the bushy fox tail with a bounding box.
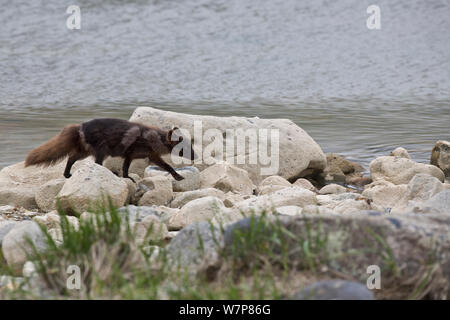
[25,124,81,167]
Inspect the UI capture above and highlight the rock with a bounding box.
[332,199,372,214]
[362,180,408,208]
[22,261,37,278]
[117,205,176,224]
[0,221,18,247]
[0,205,40,221]
[236,187,317,214]
[319,184,347,195]
[275,206,302,216]
[390,147,411,159]
[320,153,364,184]
[223,192,249,208]
[370,156,445,185]
[167,222,224,279]
[167,196,241,230]
[0,160,85,210]
[138,176,173,206]
[257,176,291,195]
[170,188,225,208]
[404,174,444,203]
[406,190,450,214]
[103,157,149,178]
[200,163,254,195]
[134,215,168,244]
[129,106,326,184]
[302,205,335,215]
[223,212,450,299]
[56,162,129,214]
[431,140,450,177]
[144,166,200,192]
[293,280,375,300]
[292,178,317,191]
[33,212,79,244]
[35,178,65,212]
[2,221,47,270]
[123,177,138,204]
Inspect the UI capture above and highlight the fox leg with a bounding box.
[94,153,105,165]
[64,154,86,178]
[122,157,136,183]
[149,154,184,181]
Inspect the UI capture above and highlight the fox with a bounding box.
[24,118,195,183]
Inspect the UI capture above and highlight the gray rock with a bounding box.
[1,221,47,270]
[145,166,200,192]
[0,221,18,247]
[293,280,375,300]
[167,222,224,279]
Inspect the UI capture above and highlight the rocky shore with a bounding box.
[1,107,450,300]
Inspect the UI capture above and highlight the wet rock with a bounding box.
[144,166,200,192]
[431,140,450,177]
[129,106,326,184]
[293,280,375,300]
[320,153,364,184]
[370,156,444,185]
[200,163,254,195]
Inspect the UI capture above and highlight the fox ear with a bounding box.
[167,127,179,141]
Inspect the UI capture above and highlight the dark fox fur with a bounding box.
[25,118,195,182]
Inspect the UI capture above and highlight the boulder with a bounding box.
[370,156,444,185]
[390,147,411,159]
[200,163,254,195]
[319,184,347,195]
[0,160,73,210]
[134,215,169,244]
[1,221,47,270]
[170,188,225,208]
[167,196,241,230]
[129,106,326,184]
[431,140,450,177]
[33,212,79,244]
[56,162,129,214]
[406,190,450,214]
[35,178,65,212]
[293,280,375,300]
[138,176,173,206]
[0,221,18,247]
[144,166,200,192]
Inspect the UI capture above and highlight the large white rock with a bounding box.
[167,196,241,229]
[0,161,68,210]
[200,162,254,195]
[370,156,444,185]
[235,187,317,214]
[129,106,326,184]
[57,162,129,214]
[35,178,66,212]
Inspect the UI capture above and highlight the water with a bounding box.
[1,0,449,170]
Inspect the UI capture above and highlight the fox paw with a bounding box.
[174,174,184,181]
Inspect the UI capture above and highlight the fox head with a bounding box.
[166,127,197,161]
